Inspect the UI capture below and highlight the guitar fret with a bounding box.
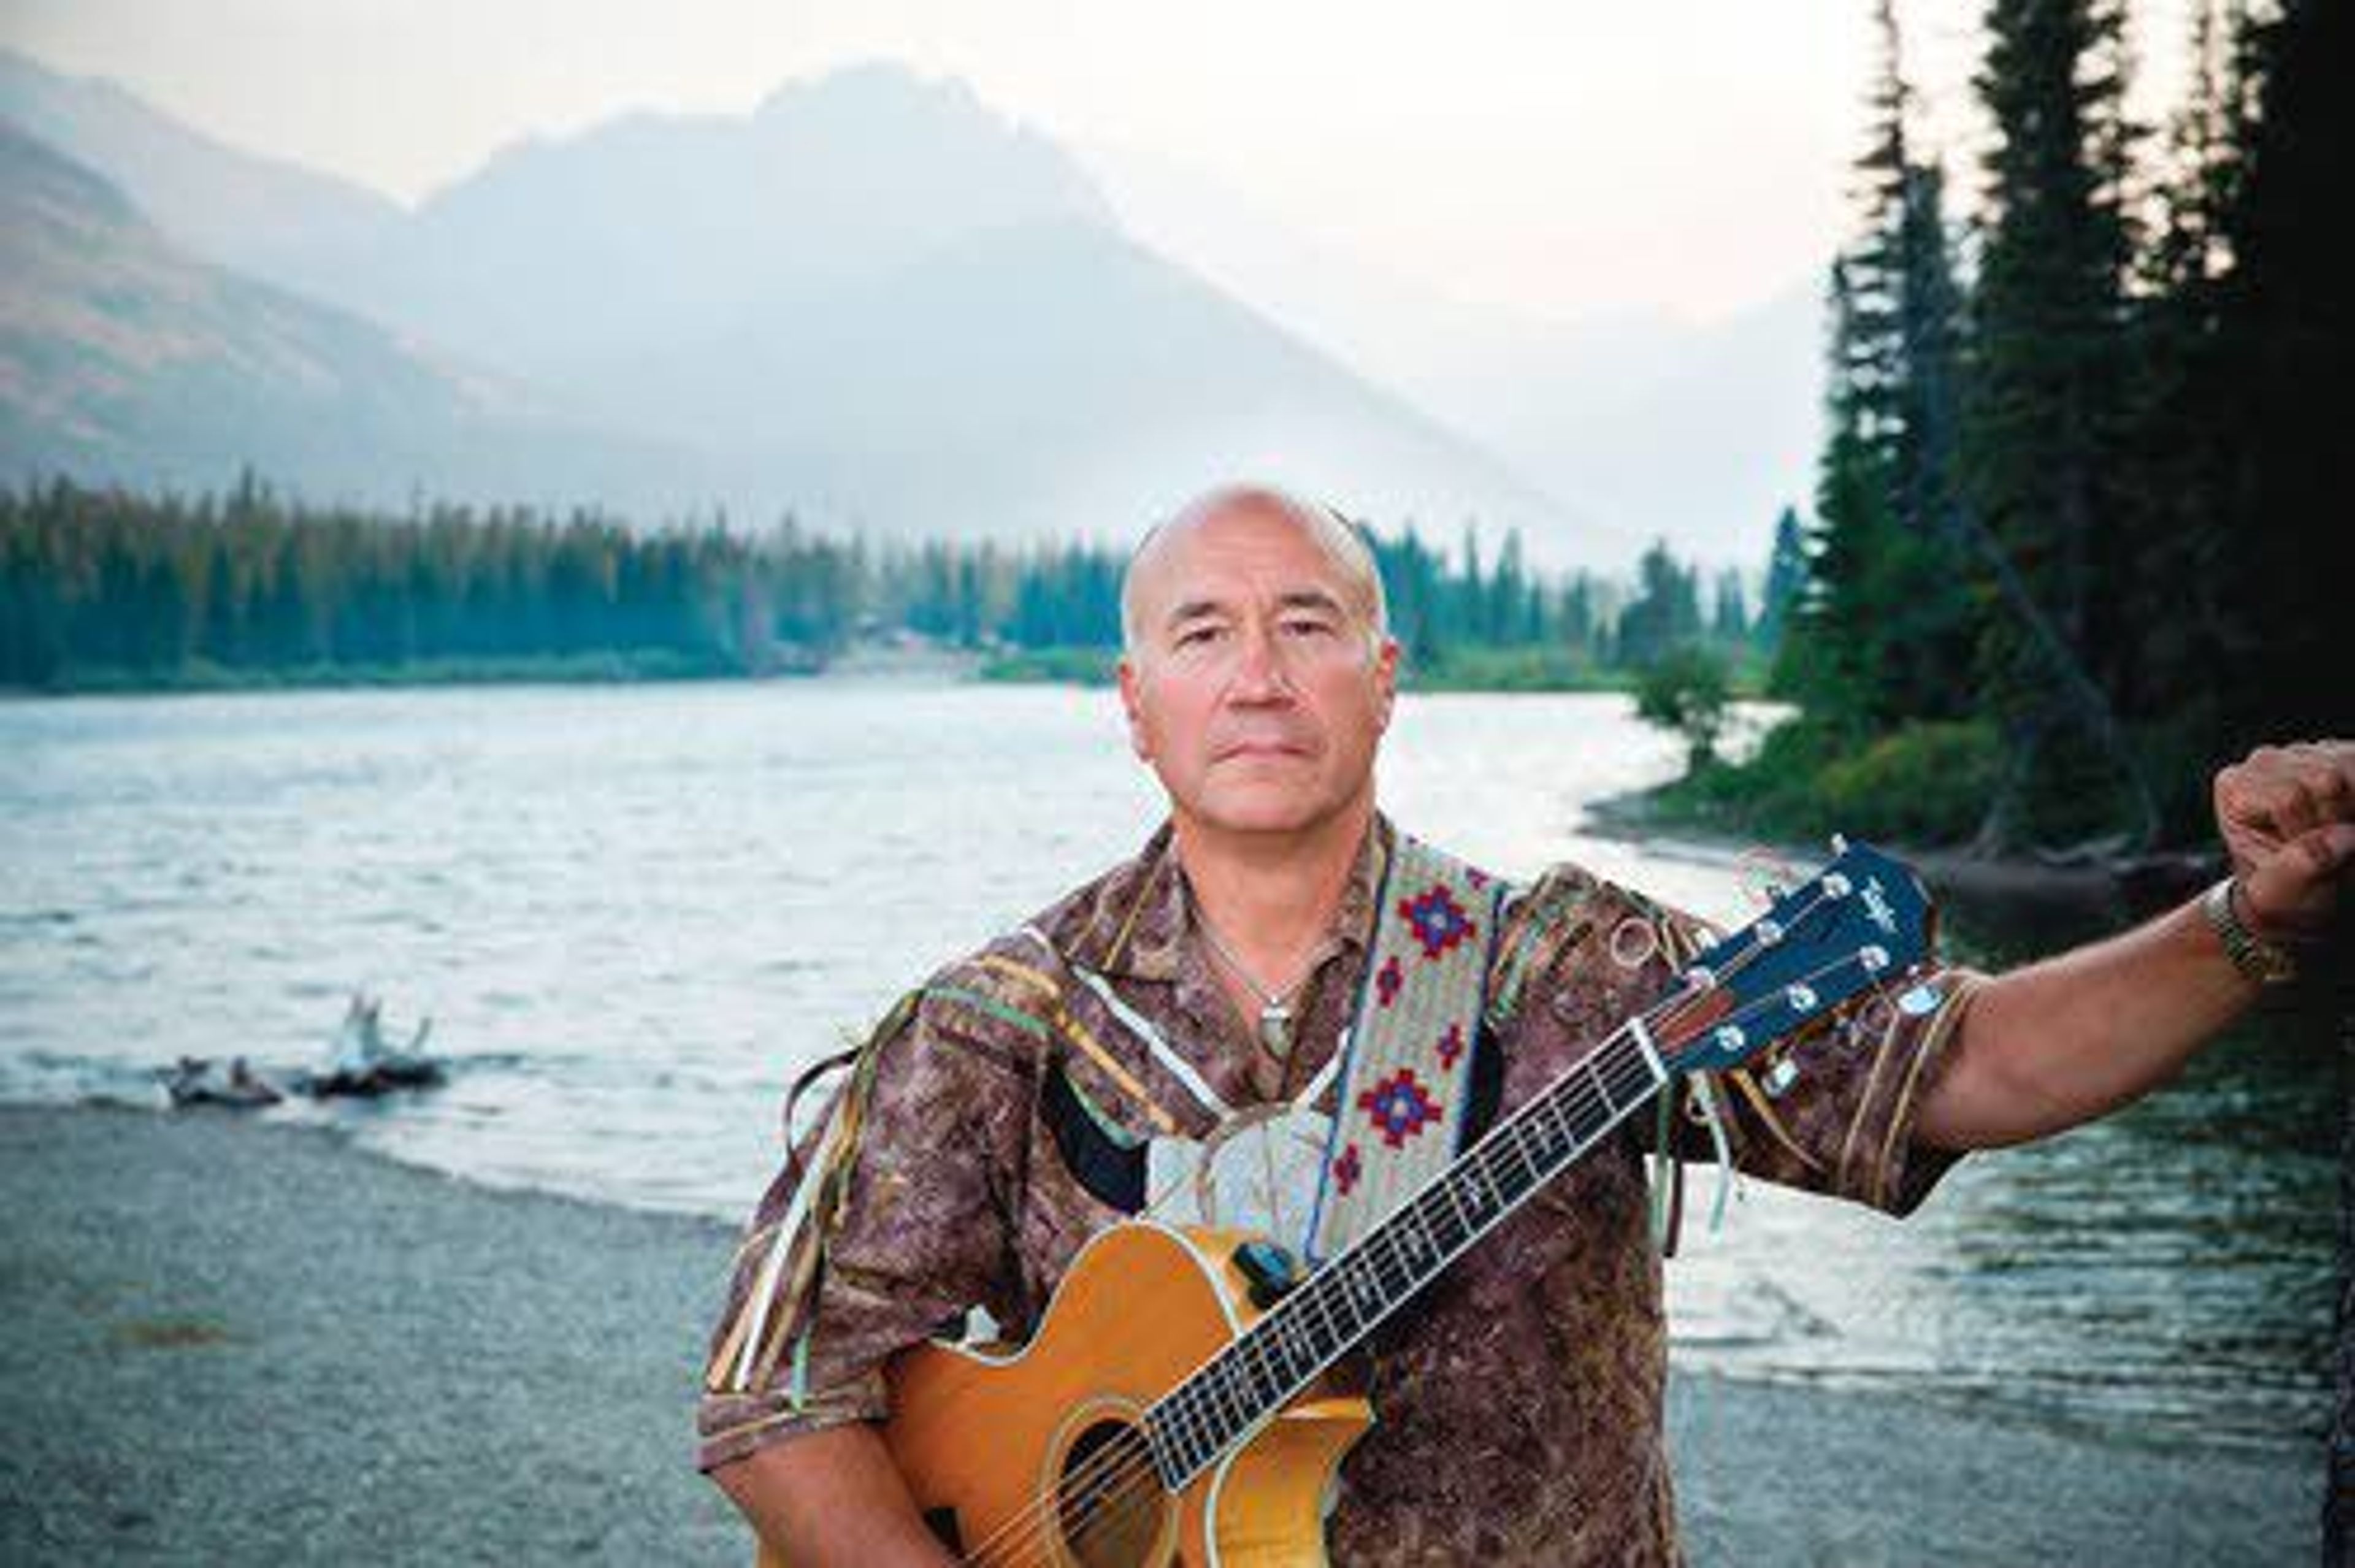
[1319,1283,1346,1350]
[1394,1201,1431,1261]
[1496,1128,1539,1194]
[1428,1178,1464,1241]
[1585,1056,1621,1114]
[1215,1356,1252,1440]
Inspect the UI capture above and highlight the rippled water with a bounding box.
[0,681,2330,1451]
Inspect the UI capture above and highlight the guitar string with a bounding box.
[959,920,1884,1568]
[962,928,1887,1568]
[957,897,1892,1566]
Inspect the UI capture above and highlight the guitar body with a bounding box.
[756,1220,1371,1566]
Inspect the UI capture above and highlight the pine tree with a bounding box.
[1967,0,2150,844]
[1755,505,1807,655]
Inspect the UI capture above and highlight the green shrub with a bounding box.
[1648,717,1999,846]
[1813,721,2002,843]
[1633,645,1732,770]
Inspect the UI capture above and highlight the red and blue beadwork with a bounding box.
[1358,1068,1442,1148]
[1398,885,1477,960]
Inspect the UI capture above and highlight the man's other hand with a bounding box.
[2215,740,2355,944]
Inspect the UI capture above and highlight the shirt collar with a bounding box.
[1089,813,1392,983]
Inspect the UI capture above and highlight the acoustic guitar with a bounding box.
[757,839,1933,1566]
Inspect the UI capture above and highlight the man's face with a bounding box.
[1117,502,1398,839]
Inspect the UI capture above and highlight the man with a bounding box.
[699,484,2352,1564]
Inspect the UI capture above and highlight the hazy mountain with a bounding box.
[0,47,404,304]
[0,122,680,510]
[599,214,1581,538]
[1082,137,1825,568]
[1402,284,1825,572]
[0,53,1610,554]
[312,64,1119,383]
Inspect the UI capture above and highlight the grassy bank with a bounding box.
[1642,717,2004,847]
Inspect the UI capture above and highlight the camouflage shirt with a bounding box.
[697,818,1978,1565]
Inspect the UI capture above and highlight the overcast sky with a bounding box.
[1,0,2193,326]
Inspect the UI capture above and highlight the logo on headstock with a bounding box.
[1859,876,1897,936]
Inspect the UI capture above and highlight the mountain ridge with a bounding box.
[1,51,1653,562]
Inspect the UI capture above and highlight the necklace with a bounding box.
[1193,912,1320,1058]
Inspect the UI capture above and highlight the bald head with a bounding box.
[1120,484,1389,656]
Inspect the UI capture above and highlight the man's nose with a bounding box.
[1227,624,1295,702]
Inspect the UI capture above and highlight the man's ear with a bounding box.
[1372,637,1400,733]
[1117,654,1153,760]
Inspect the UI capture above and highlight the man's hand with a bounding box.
[2214,740,2355,945]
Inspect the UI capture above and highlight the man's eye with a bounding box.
[1282,619,1336,638]
[1176,625,1225,647]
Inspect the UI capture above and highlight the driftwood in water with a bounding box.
[301,993,444,1100]
[304,1056,446,1099]
[163,1056,283,1109]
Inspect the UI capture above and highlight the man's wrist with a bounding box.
[2201,877,2299,986]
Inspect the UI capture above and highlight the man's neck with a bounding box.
[1170,798,1376,973]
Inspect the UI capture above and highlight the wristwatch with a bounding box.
[2202,878,2299,985]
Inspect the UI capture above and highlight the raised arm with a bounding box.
[1917,741,2353,1151]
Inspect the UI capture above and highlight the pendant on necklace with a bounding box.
[1259,1003,1293,1058]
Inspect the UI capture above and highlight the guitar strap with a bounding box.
[1304,833,1504,1262]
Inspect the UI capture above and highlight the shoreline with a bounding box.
[0,1103,2315,1564]
[0,644,1648,700]
[1582,784,2220,922]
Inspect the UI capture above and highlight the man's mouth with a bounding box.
[1214,736,1312,762]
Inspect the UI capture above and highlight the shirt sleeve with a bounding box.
[694,978,1037,1472]
[1494,864,1980,1219]
[1663,963,1983,1216]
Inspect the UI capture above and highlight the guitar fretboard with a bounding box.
[1144,1022,1669,1486]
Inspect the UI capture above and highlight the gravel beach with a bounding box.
[0,1104,2319,1564]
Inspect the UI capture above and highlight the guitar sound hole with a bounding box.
[1055,1417,1166,1567]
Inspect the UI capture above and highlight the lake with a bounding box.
[0,679,2331,1453]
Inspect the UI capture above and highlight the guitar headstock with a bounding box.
[1653,838,1935,1074]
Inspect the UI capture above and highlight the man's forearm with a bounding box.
[1915,893,2261,1150]
[714,1421,955,1567]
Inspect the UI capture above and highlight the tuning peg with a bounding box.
[1830,833,1850,855]
[1763,1055,1799,1097]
